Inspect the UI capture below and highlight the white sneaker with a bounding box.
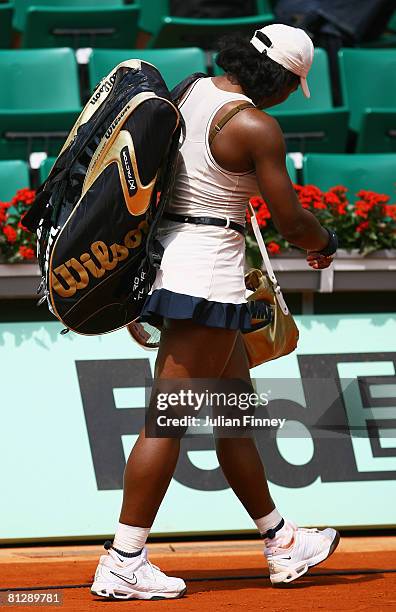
[91,543,187,600]
[264,521,340,585]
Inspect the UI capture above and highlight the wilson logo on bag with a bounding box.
[50,222,149,298]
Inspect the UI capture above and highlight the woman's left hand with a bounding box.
[306,252,334,269]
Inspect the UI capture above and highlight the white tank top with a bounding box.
[166,77,260,226]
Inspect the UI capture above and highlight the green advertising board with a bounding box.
[0,313,395,542]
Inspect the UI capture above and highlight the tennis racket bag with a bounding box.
[23,61,205,335]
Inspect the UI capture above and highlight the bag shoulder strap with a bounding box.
[248,202,290,315]
[170,72,208,104]
[248,202,277,284]
[208,101,254,146]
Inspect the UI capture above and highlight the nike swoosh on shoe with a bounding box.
[109,570,138,585]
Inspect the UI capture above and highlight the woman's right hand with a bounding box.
[306,252,334,270]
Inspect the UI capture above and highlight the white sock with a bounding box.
[254,508,282,535]
[254,509,295,548]
[113,522,150,554]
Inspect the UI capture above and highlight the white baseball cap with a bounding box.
[250,23,314,98]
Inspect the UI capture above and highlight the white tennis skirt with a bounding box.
[139,218,253,330]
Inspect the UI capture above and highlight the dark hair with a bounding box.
[215,34,299,104]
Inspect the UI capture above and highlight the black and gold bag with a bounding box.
[23,61,205,335]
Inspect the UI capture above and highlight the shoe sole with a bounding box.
[271,530,340,587]
[91,586,187,600]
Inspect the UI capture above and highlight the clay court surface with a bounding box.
[1,536,396,610]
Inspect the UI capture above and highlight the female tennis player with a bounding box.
[91,24,339,600]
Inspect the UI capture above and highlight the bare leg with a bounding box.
[119,318,239,527]
[214,332,275,519]
[119,429,181,526]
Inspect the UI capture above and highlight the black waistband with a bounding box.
[162,212,246,236]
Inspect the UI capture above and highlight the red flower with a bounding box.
[384,204,396,220]
[259,202,271,218]
[324,189,347,215]
[248,197,271,228]
[296,184,325,210]
[355,190,390,218]
[356,221,369,233]
[242,184,396,264]
[324,191,341,206]
[303,185,322,198]
[267,241,281,254]
[255,216,267,228]
[256,203,271,228]
[12,188,36,206]
[0,201,11,223]
[19,245,35,260]
[356,190,389,204]
[329,185,348,197]
[355,202,370,218]
[250,196,264,209]
[3,225,17,243]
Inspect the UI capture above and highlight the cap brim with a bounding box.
[300,76,310,99]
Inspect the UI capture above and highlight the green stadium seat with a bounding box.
[88,47,207,91]
[270,48,349,153]
[355,109,396,153]
[271,49,335,113]
[286,154,297,183]
[137,0,168,37]
[21,5,140,49]
[0,48,81,160]
[269,109,349,153]
[338,49,396,152]
[0,4,13,49]
[302,153,396,199]
[0,160,30,201]
[39,156,56,184]
[138,0,273,37]
[148,15,274,49]
[214,48,349,153]
[13,0,126,33]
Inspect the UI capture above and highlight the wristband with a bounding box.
[318,227,338,257]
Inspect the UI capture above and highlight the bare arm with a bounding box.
[245,111,330,251]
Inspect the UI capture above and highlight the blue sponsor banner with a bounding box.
[0,313,395,542]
